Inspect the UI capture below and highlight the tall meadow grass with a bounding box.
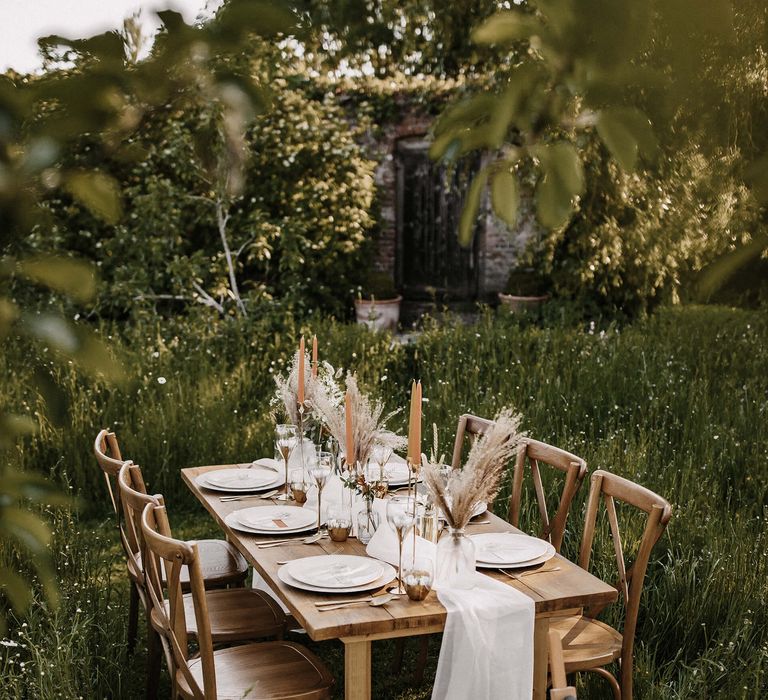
[1,305,766,698]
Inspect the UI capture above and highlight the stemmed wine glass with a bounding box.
[386,495,418,595]
[310,452,333,531]
[275,424,298,501]
[372,443,393,483]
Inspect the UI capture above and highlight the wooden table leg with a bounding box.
[343,638,371,700]
[532,615,550,700]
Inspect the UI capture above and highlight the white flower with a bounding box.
[157,377,167,385]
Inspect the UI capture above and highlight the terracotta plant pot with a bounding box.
[354,296,402,331]
[497,292,550,313]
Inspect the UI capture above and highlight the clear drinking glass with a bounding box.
[275,423,297,501]
[310,452,332,531]
[372,443,393,483]
[386,495,417,595]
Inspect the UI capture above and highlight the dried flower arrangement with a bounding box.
[313,373,407,472]
[422,407,524,530]
[272,351,344,427]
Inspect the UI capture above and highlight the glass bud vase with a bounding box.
[435,527,476,589]
[357,503,380,545]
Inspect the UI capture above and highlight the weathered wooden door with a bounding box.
[396,138,480,300]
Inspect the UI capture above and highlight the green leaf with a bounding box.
[0,413,38,449]
[22,314,79,353]
[72,329,126,382]
[0,566,33,614]
[596,108,657,172]
[744,154,768,204]
[472,11,541,45]
[212,0,297,41]
[697,233,768,300]
[17,255,96,303]
[65,170,123,224]
[0,298,19,337]
[491,165,519,230]
[458,167,489,248]
[1,508,52,555]
[532,142,585,229]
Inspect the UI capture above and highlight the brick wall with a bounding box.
[364,108,531,299]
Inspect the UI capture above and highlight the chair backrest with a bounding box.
[450,414,495,469]
[508,438,588,552]
[142,502,215,700]
[548,629,577,700]
[93,429,127,515]
[578,469,672,698]
[117,462,164,579]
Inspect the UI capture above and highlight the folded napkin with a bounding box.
[365,498,436,569]
[433,573,534,700]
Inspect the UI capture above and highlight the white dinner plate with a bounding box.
[196,469,285,493]
[223,510,318,536]
[288,555,384,589]
[470,533,552,565]
[471,502,487,518]
[279,560,396,594]
[236,505,317,532]
[475,543,556,570]
[384,461,423,487]
[205,469,276,490]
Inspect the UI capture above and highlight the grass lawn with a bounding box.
[1,305,767,698]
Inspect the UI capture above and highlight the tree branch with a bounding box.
[216,198,247,317]
[192,282,225,314]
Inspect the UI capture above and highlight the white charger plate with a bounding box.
[205,469,276,490]
[224,509,319,536]
[470,533,552,565]
[236,505,317,532]
[279,560,396,594]
[288,555,384,589]
[384,462,423,487]
[196,469,285,493]
[475,543,556,570]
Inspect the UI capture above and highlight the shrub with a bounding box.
[27,83,377,320]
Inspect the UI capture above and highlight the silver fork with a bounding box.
[498,566,561,580]
[220,489,281,502]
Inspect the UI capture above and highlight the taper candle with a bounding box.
[298,336,305,405]
[311,335,318,378]
[345,390,354,467]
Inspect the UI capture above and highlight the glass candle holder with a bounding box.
[289,469,309,504]
[403,558,434,601]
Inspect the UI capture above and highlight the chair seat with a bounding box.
[137,538,247,590]
[176,641,334,700]
[152,588,285,643]
[549,614,623,672]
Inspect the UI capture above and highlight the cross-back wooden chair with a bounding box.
[94,429,144,652]
[508,438,588,552]
[118,463,287,698]
[94,429,126,515]
[450,413,495,469]
[550,469,672,700]
[141,502,334,700]
[96,429,248,591]
[548,630,577,700]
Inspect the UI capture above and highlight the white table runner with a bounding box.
[433,573,534,700]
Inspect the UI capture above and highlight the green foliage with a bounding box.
[535,137,758,315]
[26,83,376,320]
[432,0,768,305]
[1,306,767,697]
[0,0,298,637]
[299,0,507,78]
[357,272,398,300]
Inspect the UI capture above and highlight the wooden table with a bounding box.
[182,464,617,700]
